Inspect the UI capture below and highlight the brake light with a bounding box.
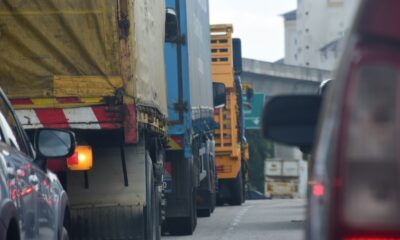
[216,165,224,173]
[312,183,324,197]
[333,47,400,239]
[67,146,93,171]
[216,165,232,173]
[345,238,400,240]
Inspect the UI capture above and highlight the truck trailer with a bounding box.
[211,25,249,206]
[162,0,217,235]
[0,0,167,239]
[265,158,300,199]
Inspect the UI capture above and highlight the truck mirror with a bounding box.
[213,82,227,108]
[262,95,322,154]
[165,8,179,43]
[246,88,254,102]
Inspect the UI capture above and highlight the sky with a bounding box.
[209,0,297,62]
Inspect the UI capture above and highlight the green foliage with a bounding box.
[246,130,274,194]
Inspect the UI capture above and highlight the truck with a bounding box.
[162,0,217,235]
[0,0,167,239]
[264,158,300,199]
[211,25,249,206]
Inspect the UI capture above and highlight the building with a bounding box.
[283,0,360,70]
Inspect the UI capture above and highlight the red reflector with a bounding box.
[216,165,224,172]
[171,136,183,147]
[67,152,79,166]
[164,162,172,175]
[216,165,232,173]
[10,98,34,105]
[312,183,324,197]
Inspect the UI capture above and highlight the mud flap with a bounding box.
[70,205,145,240]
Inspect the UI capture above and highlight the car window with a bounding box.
[0,96,29,155]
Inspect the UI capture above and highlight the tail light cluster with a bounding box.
[334,46,400,239]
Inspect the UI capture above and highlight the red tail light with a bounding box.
[332,44,400,239]
[312,183,325,197]
[345,238,400,240]
[216,165,224,173]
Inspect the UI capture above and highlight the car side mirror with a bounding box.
[213,82,227,108]
[34,129,76,159]
[262,95,322,154]
[165,8,180,43]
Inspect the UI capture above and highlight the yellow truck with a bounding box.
[211,24,249,205]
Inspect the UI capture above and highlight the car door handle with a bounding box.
[29,174,39,185]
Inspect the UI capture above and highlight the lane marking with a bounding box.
[220,205,252,240]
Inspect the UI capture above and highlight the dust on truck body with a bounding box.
[211,24,249,206]
[163,0,217,235]
[0,0,167,239]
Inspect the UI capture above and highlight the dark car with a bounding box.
[262,0,400,239]
[0,89,76,239]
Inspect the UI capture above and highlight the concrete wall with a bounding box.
[242,58,331,97]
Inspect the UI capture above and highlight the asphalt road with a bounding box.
[163,199,306,240]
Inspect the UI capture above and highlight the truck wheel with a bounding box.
[145,158,161,240]
[60,227,69,240]
[229,169,244,206]
[192,189,198,229]
[163,188,196,235]
[197,208,211,217]
[211,192,216,213]
[241,170,246,204]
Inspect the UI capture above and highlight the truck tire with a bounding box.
[229,169,244,206]
[163,188,196,235]
[211,192,216,213]
[197,208,211,217]
[192,189,198,229]
[242,170,246,204]
[59,227,69,240]
[145,156,161,240]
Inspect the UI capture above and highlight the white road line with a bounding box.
[220,206,252,240]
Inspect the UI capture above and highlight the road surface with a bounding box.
[163,199,305,240]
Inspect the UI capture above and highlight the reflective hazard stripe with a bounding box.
[15,106,122,130]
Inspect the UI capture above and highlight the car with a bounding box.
[262,0,400,239]
[0,89,76,240]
